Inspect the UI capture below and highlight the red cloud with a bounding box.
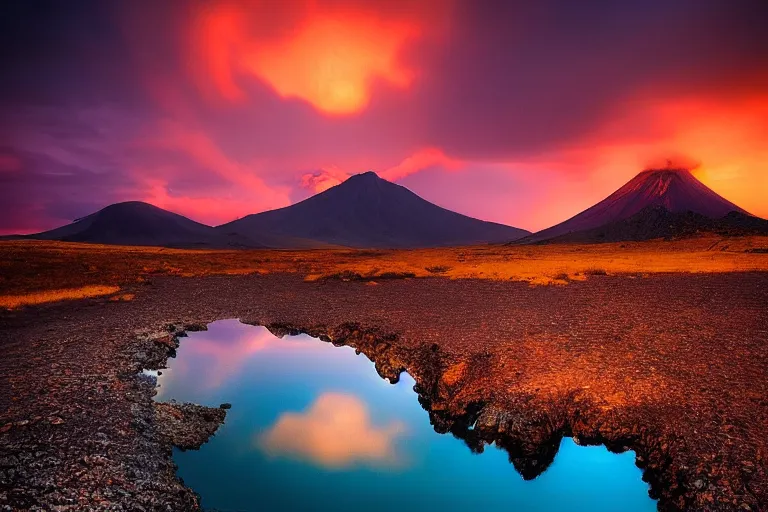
[192,1,424,115]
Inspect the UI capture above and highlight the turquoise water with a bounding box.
[151,319,656,512]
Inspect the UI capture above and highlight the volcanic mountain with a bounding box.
[17,201,264,248]
[217,171,530,248]
[518,168,763,244]
[541,206,768,244]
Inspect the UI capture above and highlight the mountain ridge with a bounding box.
[13,201,264,249]
[217,171,530,248]
[11,172,530,249]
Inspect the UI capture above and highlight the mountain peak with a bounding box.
[334,171,391,195]
[519,166,749,243]
[637,167,692,178]
[100,201,157,212]
[221,169,529,248]
[345,170,383,184]
[23,200,266,248]
[635,167,694,184]
[623,167,702,201]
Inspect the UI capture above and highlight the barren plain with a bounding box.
[1,238,767,511]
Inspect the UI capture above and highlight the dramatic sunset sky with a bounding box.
[1,0,767,234]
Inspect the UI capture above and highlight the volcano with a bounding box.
[217,171,530,248]
[18,201,264,248]
[519,168,762,244]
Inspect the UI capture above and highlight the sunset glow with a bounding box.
[194,3,418,114]
[1,0,766,234]
[243,16,415,114]
[4,4,768,510]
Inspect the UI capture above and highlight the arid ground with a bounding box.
[1,238,767,511]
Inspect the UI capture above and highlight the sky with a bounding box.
[1,0,767,234]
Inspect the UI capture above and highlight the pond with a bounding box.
[149,319,656,512]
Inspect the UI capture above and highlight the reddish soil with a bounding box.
[1,272,766,511]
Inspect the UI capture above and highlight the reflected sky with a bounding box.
[258,392,406,468]
[153,319,656,512]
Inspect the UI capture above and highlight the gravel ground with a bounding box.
[1,272,767,511]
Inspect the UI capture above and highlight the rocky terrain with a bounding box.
[1,272,767,511]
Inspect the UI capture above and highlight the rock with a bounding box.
[154,402,227,450]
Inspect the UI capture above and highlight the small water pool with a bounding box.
[150,319,655,512]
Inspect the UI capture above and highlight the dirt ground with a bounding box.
[1,236,768,302]
[1,241,767,511]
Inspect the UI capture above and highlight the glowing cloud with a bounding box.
[194,3,418,114]
[300,166,349,193]
[258,393,406,468]
[243,15,416,115]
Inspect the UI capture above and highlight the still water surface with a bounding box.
[150,319,655,512]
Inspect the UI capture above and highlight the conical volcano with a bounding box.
[520,168,760,243]
[218,171,529,248]
[21,201,264,248]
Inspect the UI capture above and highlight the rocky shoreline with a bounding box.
[259,321,702,509]
[1,273,766,510]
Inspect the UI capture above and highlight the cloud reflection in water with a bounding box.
[258,392,407,469]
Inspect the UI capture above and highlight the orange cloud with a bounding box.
[258,393,406,468]
[242,15,417,115]
[193,1,420,114]
[300,166,348,193]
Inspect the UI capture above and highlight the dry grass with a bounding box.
[0,285,121,309]
[0,236,766,306]
[302,236,768,285]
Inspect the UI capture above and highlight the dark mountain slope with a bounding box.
[539,206,768,244]
[20,201,264,248]
[218,172,529,248]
